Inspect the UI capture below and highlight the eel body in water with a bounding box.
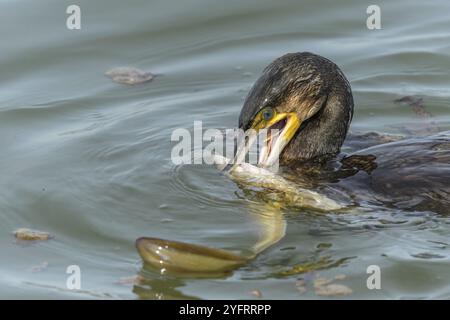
[136,155,343,277]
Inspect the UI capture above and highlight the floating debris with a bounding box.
[394,96,440,135]
[294,274,352,296]
[316,243,333,251]
[30,261,49,273]
[411,252,446,259]
[14,228,51,241]
[315,283,352,297]
[394,96,431,119]
[295,279,307,294]
[313,276,352,297]
[250,289,262,298]
[105,67,154,85]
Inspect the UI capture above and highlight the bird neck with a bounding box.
[280,87,353,166]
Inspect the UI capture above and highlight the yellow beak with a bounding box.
[251,112,301,167]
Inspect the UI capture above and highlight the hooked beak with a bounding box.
[232,112,301,170]
[254,112,300,168]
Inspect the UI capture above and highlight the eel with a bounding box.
[136,155,343,277]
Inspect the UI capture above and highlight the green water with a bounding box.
[1,0,449,299]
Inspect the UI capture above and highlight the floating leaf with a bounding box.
[14,228,51,241]
[105,67,154,85]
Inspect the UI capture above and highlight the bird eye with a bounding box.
[262,108,274,121]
